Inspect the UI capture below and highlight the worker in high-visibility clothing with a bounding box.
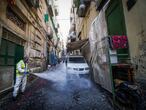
[13,57,29,100]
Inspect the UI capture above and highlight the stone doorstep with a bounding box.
[0,74,38,100]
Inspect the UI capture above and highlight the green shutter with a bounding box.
[0,39,24,66]
[0,39,7,65]
[44,14,49,22]
[15,44,24,64]
[106,0,129,59]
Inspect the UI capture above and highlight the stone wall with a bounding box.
[0,66,14,92]
[122,0,146,89]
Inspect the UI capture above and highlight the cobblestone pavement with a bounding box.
[0,63,115,110]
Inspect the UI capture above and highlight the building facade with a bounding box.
[69,0,146,95]
[0,0,59,93]
[46,0,60,66]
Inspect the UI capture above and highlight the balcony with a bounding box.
[69,31,76,42]
[47,34,54,41]
[25,0,39,9]
[55,8,58,16]
[47,34,53,40]
[55,27,58,33]
[48,5,54,17]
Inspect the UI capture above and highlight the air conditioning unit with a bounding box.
[78,3,86,17]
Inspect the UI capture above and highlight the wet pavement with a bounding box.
[0,63,114,110]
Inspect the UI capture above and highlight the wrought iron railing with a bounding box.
[25,0,39,9]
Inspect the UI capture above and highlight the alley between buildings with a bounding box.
[0,63,114,110]
[1,0,146,110]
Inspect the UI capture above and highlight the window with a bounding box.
[6,6,26,31]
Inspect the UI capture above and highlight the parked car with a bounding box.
[66,55,90,78]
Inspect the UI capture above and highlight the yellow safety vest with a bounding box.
[16,60,28,76]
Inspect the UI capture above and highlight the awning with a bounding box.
[67,39,88,51]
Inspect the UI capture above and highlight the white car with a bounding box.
[66,55,89,78]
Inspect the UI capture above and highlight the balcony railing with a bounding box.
[26,0,39,9]
[47,26,53,40]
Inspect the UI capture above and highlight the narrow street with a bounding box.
[0,0,146,110]
[0,63,114,110]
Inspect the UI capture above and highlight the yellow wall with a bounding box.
[79,1,98,40]
[75,1,98,62]
[0,1,26,40]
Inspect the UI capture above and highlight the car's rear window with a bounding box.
[68,57,85,63]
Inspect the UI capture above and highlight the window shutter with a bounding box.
[44,14,49,22]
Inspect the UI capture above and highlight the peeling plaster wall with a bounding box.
[0,67,14,92]
[122,0,146,88]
